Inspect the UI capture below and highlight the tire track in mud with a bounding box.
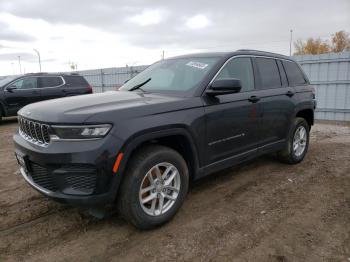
[0,122,349,261]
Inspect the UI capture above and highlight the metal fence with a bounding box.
[294,52,350,121]
[77,65,148,93]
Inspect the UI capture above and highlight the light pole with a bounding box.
[289,29,293,56]
[33,49,42,72]
[18,56,22,74]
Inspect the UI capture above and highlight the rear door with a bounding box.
[253,57,296,153]
[203,56,261,168]
[3,77,40,115]
[38,76,65,101]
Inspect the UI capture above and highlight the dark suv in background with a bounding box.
[0,73,92,121]
[13,50,316,229]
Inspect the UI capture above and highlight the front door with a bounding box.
[203,57,261,168]
[4,77,40,115]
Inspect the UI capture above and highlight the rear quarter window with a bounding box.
[282,61,307,86]
[63,76,89,87]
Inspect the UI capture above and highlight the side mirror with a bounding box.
[206,78,242,96]
[6,85,17,92]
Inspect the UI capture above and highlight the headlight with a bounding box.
[50,124,112,140]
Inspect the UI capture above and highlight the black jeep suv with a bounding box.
[0,73,92,121]
[13,50,316,229]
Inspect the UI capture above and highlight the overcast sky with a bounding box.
[0,0,349,75]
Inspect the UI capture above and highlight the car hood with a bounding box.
[18,91,200,123]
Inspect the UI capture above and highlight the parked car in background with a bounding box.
[0,73,92,121]
[13,50,316,229]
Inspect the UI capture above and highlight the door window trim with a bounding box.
[5,76,66,91]
[37,76,66,89]
[204,55,299,96]
[5,77,38,92]
[205,56,256,94]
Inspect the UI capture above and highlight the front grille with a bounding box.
[18,116,50,145]
[29,163,58,192]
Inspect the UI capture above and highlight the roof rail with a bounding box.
[24,72,49,76]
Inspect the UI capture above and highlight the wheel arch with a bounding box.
[295,108,314,129]
[115,127,201,195]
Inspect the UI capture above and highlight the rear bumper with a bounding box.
[13,131,124,208]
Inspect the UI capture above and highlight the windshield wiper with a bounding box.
[129,78,151,92]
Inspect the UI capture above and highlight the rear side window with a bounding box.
[282,61,307,86]
[255,58,281,89]
[63,76,88,87]
[39,77,63,88]
[216,57,254,92]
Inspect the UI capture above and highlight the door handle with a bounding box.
[286,90,295,97]
[248,96,260,103]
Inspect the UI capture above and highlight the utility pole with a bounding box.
[33,49,42,72]
[161,50,165,60]
[18,56,22,74]
[289,29,293,56]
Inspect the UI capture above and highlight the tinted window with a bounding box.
[10,77,37,89]
[64,76,88,87]
[39,77,63,88]
[216,57,254,92]
[282,61,307,86]
[256,58,281,89]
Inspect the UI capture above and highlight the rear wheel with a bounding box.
[277,117,310,164]
[117,145,189,229]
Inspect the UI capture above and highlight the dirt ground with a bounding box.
[0,118,349,262]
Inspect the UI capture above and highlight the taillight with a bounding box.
[87,84,93,93]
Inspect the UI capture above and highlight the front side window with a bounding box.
[255,58,281,89]
[39,77,63,88]
[9,77,37,89]
[215,57,254,92]
[282,60,307,86]
[119,57,221,94]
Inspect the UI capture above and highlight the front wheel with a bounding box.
[117,145,189,229]
[277,117,310,164]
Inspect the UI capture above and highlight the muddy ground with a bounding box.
[0,118,349,262]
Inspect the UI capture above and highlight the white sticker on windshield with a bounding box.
[186,61,208,69]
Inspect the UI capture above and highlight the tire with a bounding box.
[117,145,189,229]
[277,117,310,164]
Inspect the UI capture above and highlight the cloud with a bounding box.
[0,0,349,75]
[185,15,210,29]
[128,9,165,26]
[0,52,36,61]
[0,21,36,42]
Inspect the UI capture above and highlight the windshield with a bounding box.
[0,76,17,87]
[119,57,220,94]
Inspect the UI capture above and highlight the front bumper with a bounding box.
[13,131,124,207]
